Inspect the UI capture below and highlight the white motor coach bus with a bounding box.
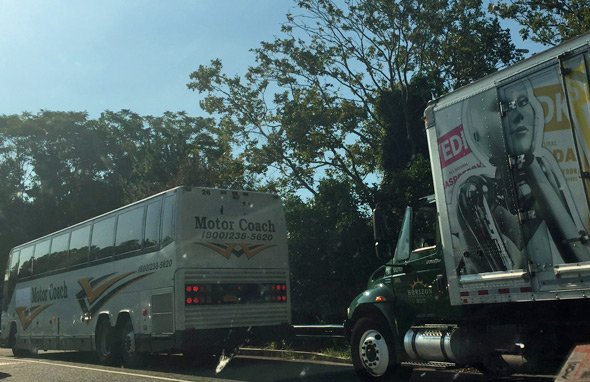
[1,186,291,366]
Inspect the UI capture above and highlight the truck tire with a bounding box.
[96,317,117,365]
[476,352,513,378]
[351,317,398,381]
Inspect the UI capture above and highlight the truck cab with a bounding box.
[345,197,452,380]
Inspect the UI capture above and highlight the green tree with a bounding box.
[490,0,590,45]
[187,0,521,208]
[0,110,247,283]
[94,110,249,203]
[285,178,377,323]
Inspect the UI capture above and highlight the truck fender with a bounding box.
[345,283,398,342]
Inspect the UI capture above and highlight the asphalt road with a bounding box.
[0,348,556,382]
[0,348,355,382]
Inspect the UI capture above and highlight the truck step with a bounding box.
[402,360,456,369]
[410,324,457,331]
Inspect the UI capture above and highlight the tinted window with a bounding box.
[3,250,20,310]
[4,250,18,282]
[33,239,51,275]
[18,246,34,278]
[51,232,70,271]
[10,250,20,276]
[91,216,116,260]
[162,196,175,246]
[116,206,144,253]
[144,199,162,248]
[394,207,412,262]
[70,225,90,266]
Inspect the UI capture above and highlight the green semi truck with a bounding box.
[345,32,590,379]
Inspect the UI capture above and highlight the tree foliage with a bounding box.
[0,111,245,270]
[0,0,541,326]
[490,0,590,46]
[188,0,521,209]
[285,178,377,323]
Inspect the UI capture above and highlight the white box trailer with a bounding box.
[346,33,590,380]
[425,32,590,305]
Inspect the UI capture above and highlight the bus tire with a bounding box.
[95,317,117,365]
[9,323,29,358]
[120,318,144,368]
[351,316,400,381]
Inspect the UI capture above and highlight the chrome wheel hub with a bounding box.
[359,329,389,376]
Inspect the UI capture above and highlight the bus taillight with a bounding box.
[185,283,288,305]
[271,283,288,303]
[185,284,203,305]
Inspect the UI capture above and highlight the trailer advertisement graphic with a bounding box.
[437,64,590,276]
[438,124,471,168]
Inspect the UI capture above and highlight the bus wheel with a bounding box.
[95,317,117,365]
[351,317,400,381]
[9,323,29,358]
[120,319,144,368]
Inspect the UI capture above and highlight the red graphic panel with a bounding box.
[438,124,471,168]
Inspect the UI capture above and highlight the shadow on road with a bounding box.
[26,351,358,381]
[24,351,553,382]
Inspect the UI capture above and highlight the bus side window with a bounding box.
[50,232,71,271]
[115,206,144,254]
[161,196,175,247]
[90,216,116,261]
[33,239,51,275]
[18,246,34,279]
[69,225,91,267]
[144,199,162,249]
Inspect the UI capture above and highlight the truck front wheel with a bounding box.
[351,317,398,380]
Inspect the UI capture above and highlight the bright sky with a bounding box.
[0,0,294,117]
[0,1,543,118]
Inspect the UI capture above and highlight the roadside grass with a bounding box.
[257,338,351,361]
[316,344,350,360]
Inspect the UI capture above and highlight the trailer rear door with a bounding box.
[497,58,590,291]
